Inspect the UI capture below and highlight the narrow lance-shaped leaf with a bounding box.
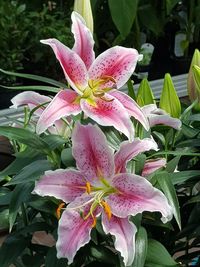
[155,171,181,230]
[131,226,148,267]
[159,73,181,118]
[0,69,66,88]
[136,78,155,106]
[108,0,138,39]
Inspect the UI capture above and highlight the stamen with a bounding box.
[101,75,117,84]
[86,182,91,194]
[91,217,97,228]
[101,200,112,220]
[56,202,65,219]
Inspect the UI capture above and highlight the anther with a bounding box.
[101,200,112,220]
[56,202,65,219]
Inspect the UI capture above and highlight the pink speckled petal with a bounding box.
[142,158,167,177]
[108,173,173,223]
[80,94,134,141]
[11,91,51,116]
[72,123,115,183]
[56,209,93,264]
[148,114,182,130]
[32,169,86,203]
[102,213,136,266]
[114,138,158,173]
[89,46,139,89]
[109,90,149,131]
[36,90,81,134]
[71,12,95,69]
[141,104,158,115]
[40,38,88,93]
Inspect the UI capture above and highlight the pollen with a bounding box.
[56,202,65,219]
[86,182,91,194]
[101,200,112,220]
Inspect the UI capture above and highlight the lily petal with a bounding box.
[89,46,140,89]
[109,90,149,130]
[148,114,182,130]
[108,173,173,223]
[72,123,115,183]
[142,104,182,130]
[40,38,88,92]
[11,91,51,115]
[36,90,81,134]
[32,169,86,203]
[142,158,167,177]
[57,209,93,264]
[80,94,134,141]
[71,11,95,70]
[114,138,158,173]
[102,213,136,266]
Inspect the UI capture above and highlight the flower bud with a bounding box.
[187,49,200,110]
[74,0,93,34]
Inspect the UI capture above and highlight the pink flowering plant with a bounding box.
[1,10,196,267]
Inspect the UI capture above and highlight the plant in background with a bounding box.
[0,5,200,267]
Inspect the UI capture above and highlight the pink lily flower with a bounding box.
[36,11,149,140]
[142,104,182,130]
[33,123,172,266]
[142,158,167,177]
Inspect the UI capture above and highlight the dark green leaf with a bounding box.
[0,126,47,151]
[0,234,30,267]
[146,239,177,266]
[156,171,181,229]
[9,182,34,231]
[0,209,9,230]
[0,84,59,93]
[61,147,75,167]
[90,245,118,264]
[169,170,200,185]
[45,247,68,267]
[166,155,181,172]
[166,0,180,15]
[42,135,67,150]
[28,197,57,216]
[108,0,138,39]
[0,69,66,88]
[7,159,53,185]
[131,226,148,267]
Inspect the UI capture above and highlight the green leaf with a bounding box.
[165,155,181,172]
[6,159,53,185]
[127,79,137,101]
[0,126,47,151]
[169,170,200,185]
[28,197,57,216]
[9,183,34,231]
[137,78,155,106]
[45,247,67,267]
[0,234,29,267]
[155,171,181,229]
[159,73,181,118]
[177,138,200,147]
[0,209,9,230]
[0,84,60,93]
[131,227,148,267]
[108,0,138,39]
[0,69,66,88]
[90,245,118,264]
[61,147,75,167]
[146,239,177,266]
[181,123,200,138]
[166,0,180,15]
[42,135,67,150]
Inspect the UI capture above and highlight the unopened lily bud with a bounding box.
[187,49,200,110]
[74,0,93,34]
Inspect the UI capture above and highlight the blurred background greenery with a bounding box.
[0,0,199,91]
